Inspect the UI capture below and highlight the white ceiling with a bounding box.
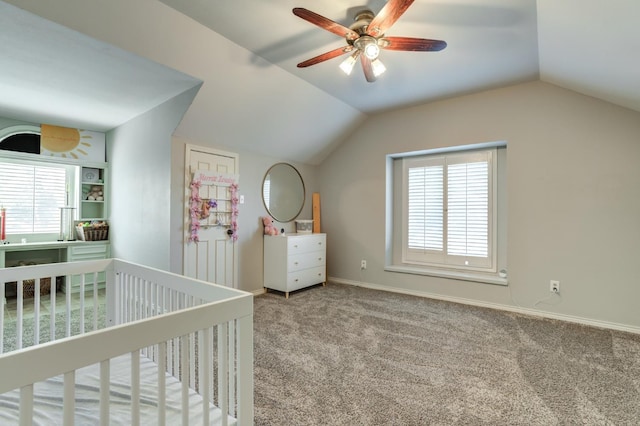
[1,0,639,164]
[157,0,640,114]
[159,0,540,114]
[0,1,201,132]
[537,0,640,113]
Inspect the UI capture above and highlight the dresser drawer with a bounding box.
[287,234,325,254]
[66,243,110,292]
[68,243,109,260]
[288,252,325,272]
[287,266,326,291]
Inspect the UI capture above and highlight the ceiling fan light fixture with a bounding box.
[339,51,360,75]
[354,35,380,60]
[371,58,386,77]
[364,43,380,60]
[293,4,447,83]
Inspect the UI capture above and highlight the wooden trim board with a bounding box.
[312,192,321,233]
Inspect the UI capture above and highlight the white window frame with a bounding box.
[386,141,507,285]
[402,149,496,272]
[0,129,79,239]
[0,124,40,141]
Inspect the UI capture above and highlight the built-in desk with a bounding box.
[1,241,110,295]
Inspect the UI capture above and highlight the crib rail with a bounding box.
[109,259,254,423]
[0,259,111,353]
[0,258,253,425]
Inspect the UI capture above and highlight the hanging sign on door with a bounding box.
[189,169,240,243]
[192,170,238,187]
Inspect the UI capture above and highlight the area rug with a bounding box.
[253,283,640,425]
[2,304,106,353]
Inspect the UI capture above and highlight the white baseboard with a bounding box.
[329,276,640,335]
[250,288,267,297]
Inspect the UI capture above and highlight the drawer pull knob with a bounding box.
[294,279,299,282]
[294,262,299,265]
[318,258,322,261]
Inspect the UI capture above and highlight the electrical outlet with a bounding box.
[550,280,560,293]
[361,260,367,270]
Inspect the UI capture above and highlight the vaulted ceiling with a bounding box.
[158,0,640,115]
[160,0,540,114]
[1,0,639,165]
[0,1,201,132]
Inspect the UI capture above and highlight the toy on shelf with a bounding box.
[75,220,109,241]
[85,185,104,201]
[262,216,279,236]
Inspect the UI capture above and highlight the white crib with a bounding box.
[0,258,253,425]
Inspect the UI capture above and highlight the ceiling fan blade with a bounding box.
[380,37,447,52]
[367,0,415,37]
[297,46,354,68]
[293,8,359,40]
[361,55,376,83]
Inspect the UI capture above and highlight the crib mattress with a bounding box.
[0,353,235,425]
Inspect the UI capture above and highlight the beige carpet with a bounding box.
[253,283,640,425]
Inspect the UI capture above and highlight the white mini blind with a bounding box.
[0,162,67,234]
[403,149,495,271]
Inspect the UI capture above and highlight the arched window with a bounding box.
[0,125,41,154]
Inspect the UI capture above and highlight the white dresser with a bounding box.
[263,233,326,298]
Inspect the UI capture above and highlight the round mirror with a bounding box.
[262,163,305,222]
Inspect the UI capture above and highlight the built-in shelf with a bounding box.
[79,166,107,220]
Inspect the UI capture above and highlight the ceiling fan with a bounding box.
[293,0,447,82]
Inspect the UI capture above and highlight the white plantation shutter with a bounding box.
[403,149,495,271]
[447,158,489,258]
[407,160,443,252]
[0,162,67,234]
[262,177,271,210]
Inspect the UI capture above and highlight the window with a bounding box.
[403,149,495,271]
[262,175,271,210]
[387,143,506,284]
[0,161,70,234]
[0,127,78,237]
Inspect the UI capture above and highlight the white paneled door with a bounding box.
[183,144,238,288]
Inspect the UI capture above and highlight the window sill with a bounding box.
[384,264,508,286]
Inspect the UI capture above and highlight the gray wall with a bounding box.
[108,86,200,270]
[318,81,640,330]
[3,0,637,331]
[0,118,36,130]
[170,135,319,292]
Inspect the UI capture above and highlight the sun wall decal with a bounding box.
[40,124,95,159]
